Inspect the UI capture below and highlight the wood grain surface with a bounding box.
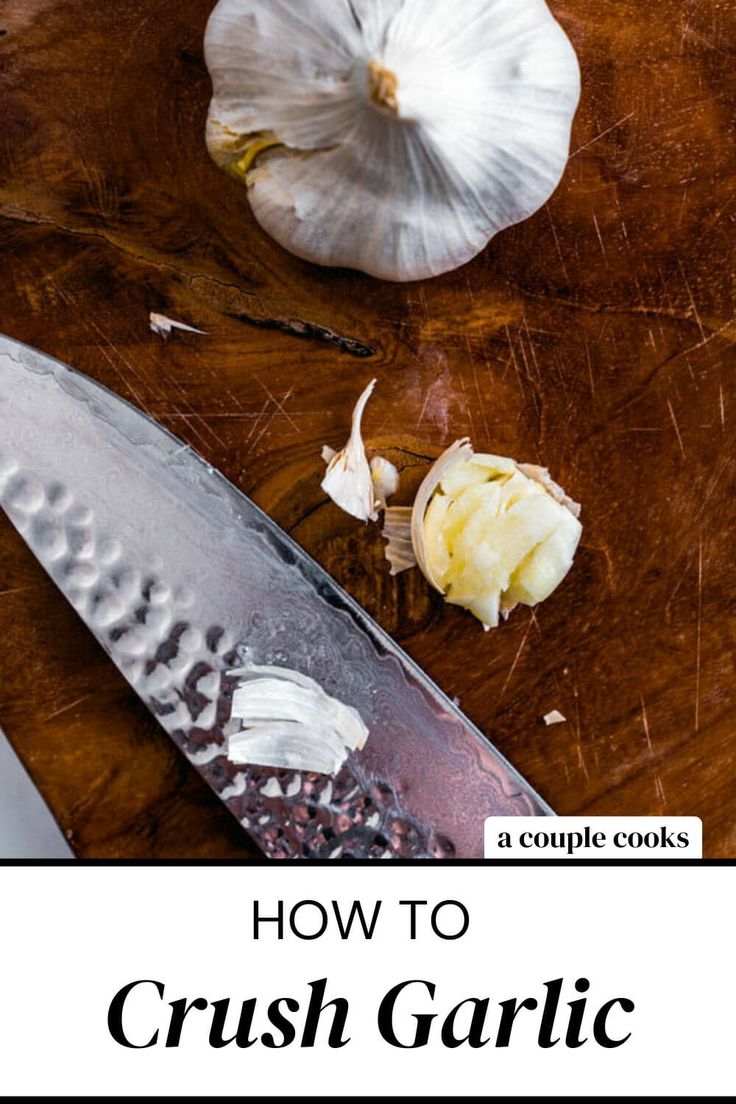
[0,1,734,858]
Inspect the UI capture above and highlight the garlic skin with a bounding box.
[383,506,416,576]
[544,709,567,726]
[321,380,378,522]
[149,312,206,339]
[384,442,582,629]
[204,0,581,282]
[321,381,398,521]
[228,665,369,776]
[370,456,400,511]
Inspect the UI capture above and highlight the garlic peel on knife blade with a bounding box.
[383,442,582,630]
[228,665,369,776]
[204,0,581,281]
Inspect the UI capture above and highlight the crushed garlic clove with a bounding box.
[383,441,582,630]
[227,664,369,777]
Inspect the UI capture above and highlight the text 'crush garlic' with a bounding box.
[383,442,582,630]
[204,0,581,281]
[227,665,369,777]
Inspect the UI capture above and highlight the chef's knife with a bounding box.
[0,335,552,859]
[0,726,74,858]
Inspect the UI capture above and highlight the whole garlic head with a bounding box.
[204,0,581,281]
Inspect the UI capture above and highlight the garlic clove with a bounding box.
[204,0,581,282]
[321,380,378,522]
[227,664,369,777]
[393,442,582,628]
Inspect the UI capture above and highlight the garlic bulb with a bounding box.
[228,665,369,776]
[383,442,582,629]
[204,0,581,281]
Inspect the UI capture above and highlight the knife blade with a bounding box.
[0,334,552,859]
[0,726,74,859]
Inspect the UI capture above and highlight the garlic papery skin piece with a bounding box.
[381,442,475,578]
[544,709,567,726]
[400,442,582,629]
[410,439,475,592]
[321,379,379,522]
[383,506,416,576]
[204,0,581,282]
[227,665,369,777]
[371,456,400,511]
[149,312,206,338]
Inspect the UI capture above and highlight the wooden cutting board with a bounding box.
[0,0,734,858]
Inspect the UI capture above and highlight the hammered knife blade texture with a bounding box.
[0,336,552,858]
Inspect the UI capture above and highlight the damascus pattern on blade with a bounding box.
[0,336,552,858]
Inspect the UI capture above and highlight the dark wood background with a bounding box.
[0,1,734,858]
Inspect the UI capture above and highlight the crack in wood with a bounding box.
[0,204,375,358]
[225,310,375,358]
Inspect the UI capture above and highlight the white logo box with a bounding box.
[485,816,703,859]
